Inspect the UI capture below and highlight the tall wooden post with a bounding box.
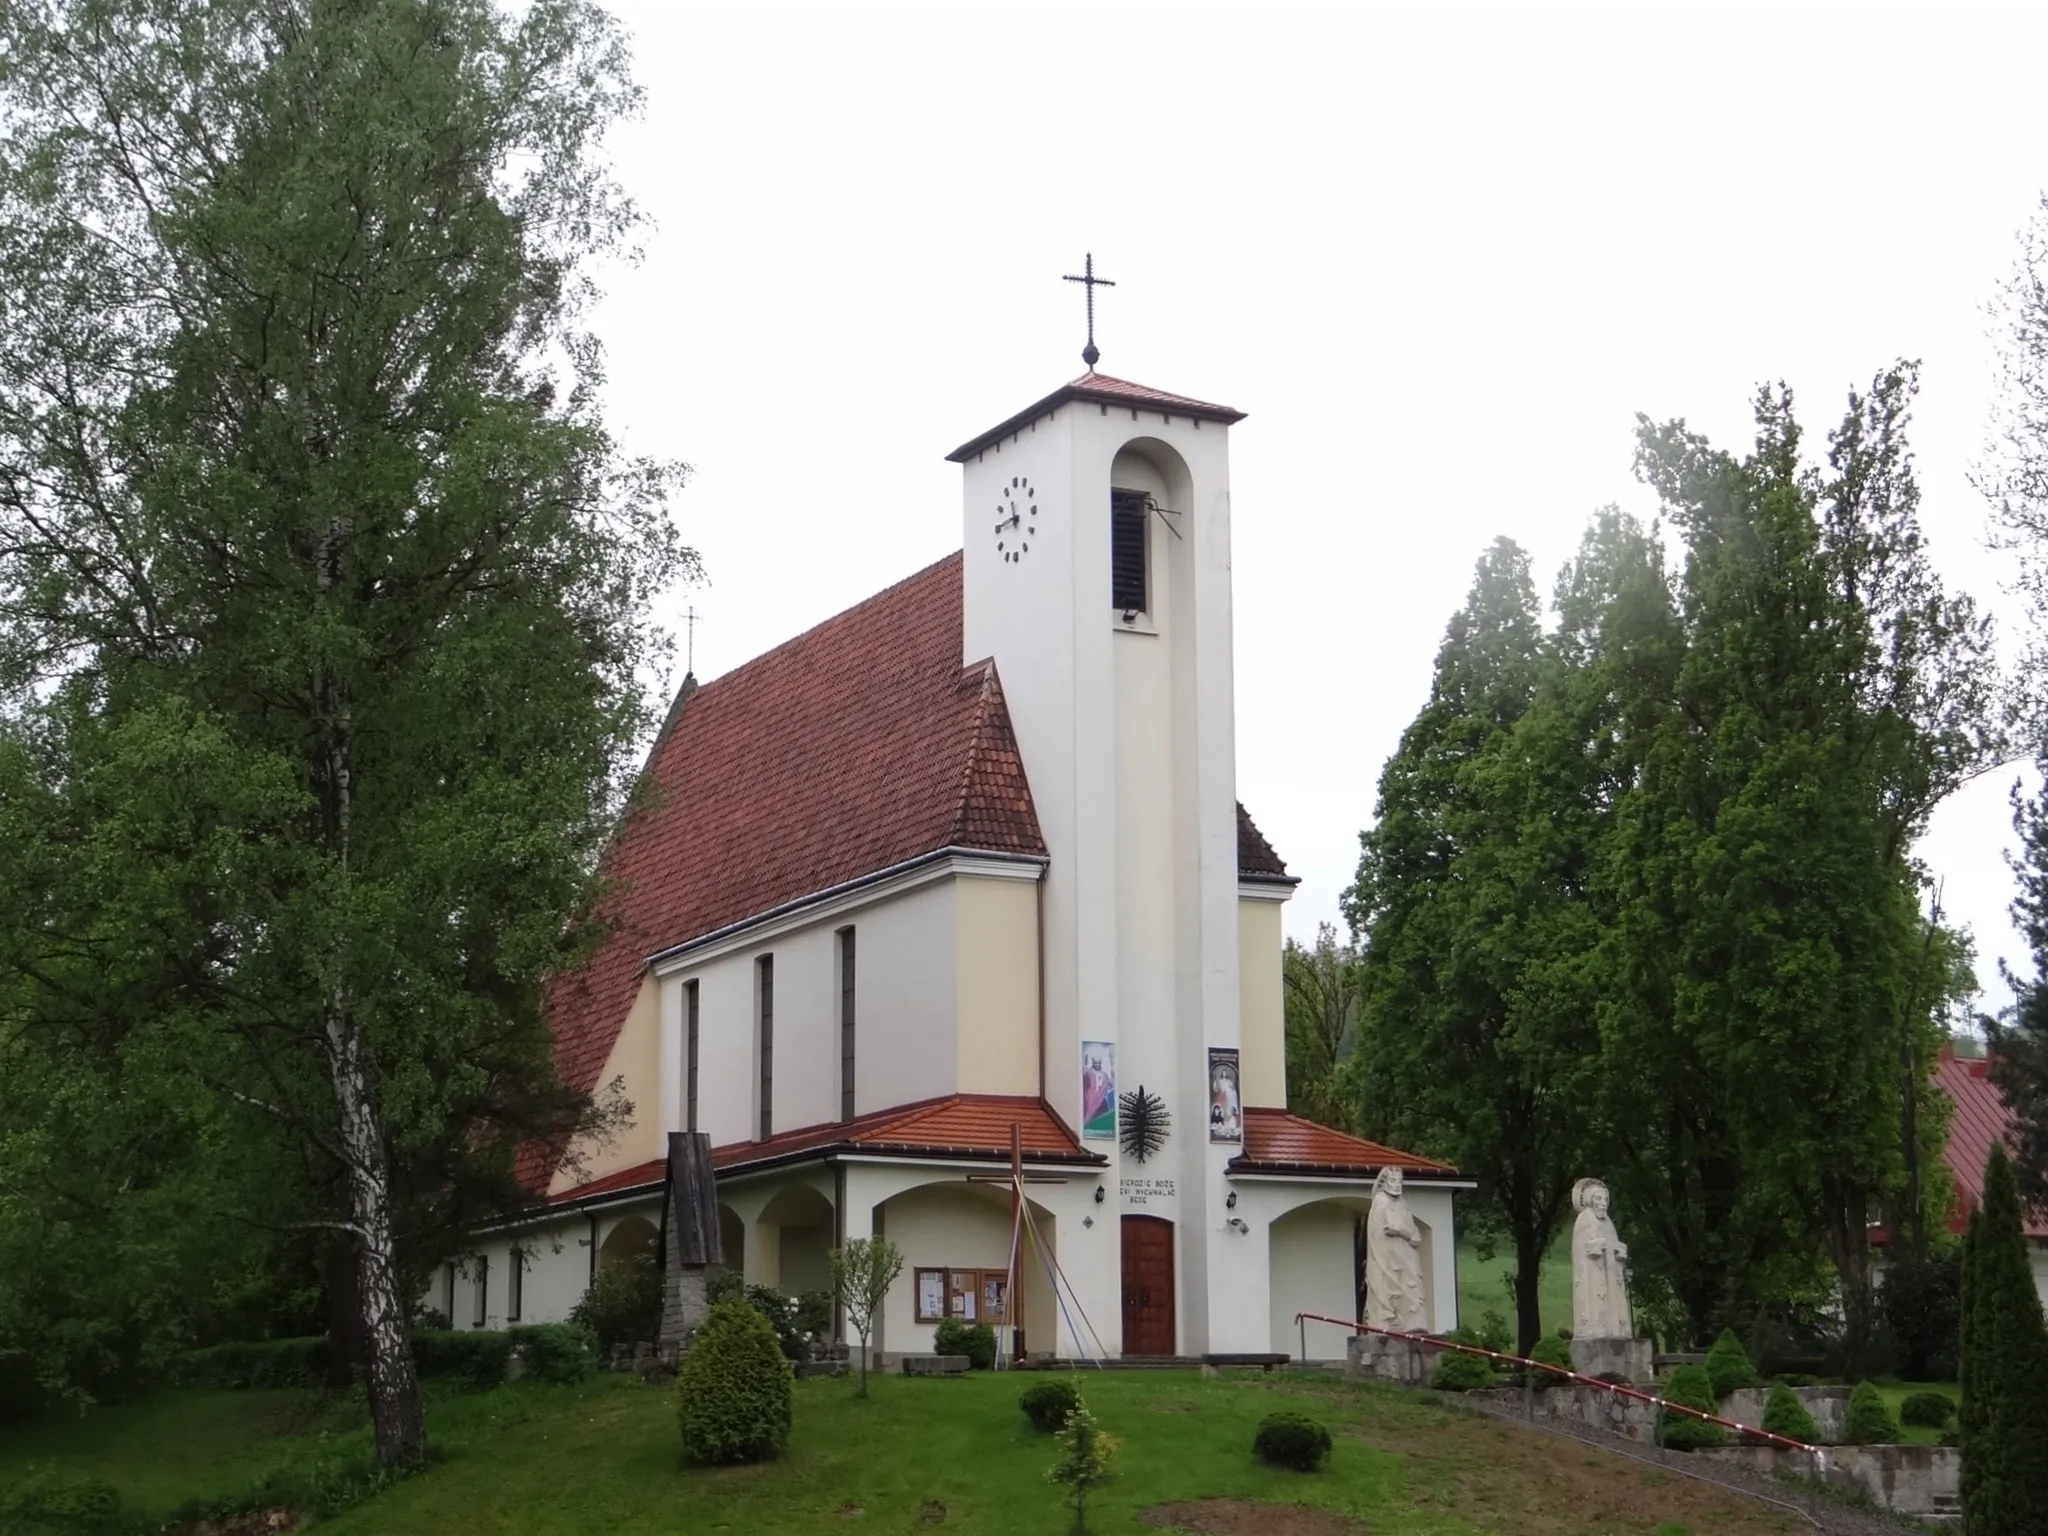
[1011,1122,1025,1363]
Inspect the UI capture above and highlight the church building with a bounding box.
[438,362,1469,1362]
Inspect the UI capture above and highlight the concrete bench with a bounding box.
[1202,1353,1291,1373]
[900,1353,970,1376]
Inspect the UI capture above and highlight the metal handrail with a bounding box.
[1290,1310,1822,1456]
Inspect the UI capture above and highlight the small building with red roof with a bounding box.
[1924,1046,2048,1303]
[432,366,1466,1361]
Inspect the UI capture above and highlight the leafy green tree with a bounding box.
[1348,526,1651,1353]
[829,1236,903,1396]
[1604,368,1993,1345]
[0,0,687,1464]
[1282,924,1363,1131]
[1959,1148,2048,1532]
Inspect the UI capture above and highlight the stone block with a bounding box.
[1568,1336,1653,1385]
[1718,1384,1849,1444]
[1345,1333,1428,1386]
[900,1353,970,1376]
[1693,1444,1959,1521]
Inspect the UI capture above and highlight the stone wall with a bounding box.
[1720,1385,1849,1444]
[1694,1444,1960,1523]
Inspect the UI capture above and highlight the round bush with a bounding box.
[1898,1390,1956,1430]
[1841,1381,1901,1445]
[1703,1328,1757,1400]
[676,1299,793,1465]
[1431,1350,1495,1392]
[1759,1382,1820,1443]
[1253,1411,1332,1471]
[1658,1364,1727,1450]
[1020,1379,1081,1434]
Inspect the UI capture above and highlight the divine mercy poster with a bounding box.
[1081,1041,1116,1140]
[1208,1047,1242,1143]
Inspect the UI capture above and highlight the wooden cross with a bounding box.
[965,1124,1066,1362]
[1063,252,1116,371]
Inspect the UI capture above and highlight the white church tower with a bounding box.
[949,364,1258,1352]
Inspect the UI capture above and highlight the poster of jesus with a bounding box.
[1208,1048,1242,1142]
[1081,1042,1116,1140]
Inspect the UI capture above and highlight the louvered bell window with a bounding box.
[1111,489,1148,613]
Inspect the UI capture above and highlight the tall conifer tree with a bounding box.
[1961,1148,2048,1534]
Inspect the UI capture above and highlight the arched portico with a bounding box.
[598,1213,658,1271]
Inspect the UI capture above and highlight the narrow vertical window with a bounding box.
[1110,488,1148,612]
[839,927,857,1122]
[507,1247,523,1323]
[472,1254,489,1329]
[685,979,700,1133]
[443,1260,457,1321]
[757,955,774,1141]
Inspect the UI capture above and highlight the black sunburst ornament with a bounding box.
[1118,1085,1170,1162]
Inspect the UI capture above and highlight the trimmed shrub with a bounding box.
[1020,1379,1081,1434]
[0,1473,122,1534]
[172,1336,330,1390]
[1759,1382,1820,1443]
[1841,1381,1900,1445]
[1898,1389,1955,1430]
[570,1251,663,1353]
[1704,1328,1757,1400]
[1474,1310,1512,1356]
[1879,1253,1961,1381]
[412,1329,515,1387]
[1657,1364,1727,1450]
[1253,1411,1332,1471]
[676,1298,792,1465]
[1431,1350,1494,1392]
[1525,1333,1573,1391]
[933,1317,997,1371]
[507,1323,597,1384]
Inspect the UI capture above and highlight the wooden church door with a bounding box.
[1120,1215,1175,1356]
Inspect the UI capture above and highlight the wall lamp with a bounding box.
[1225,1190,1238,1210]
[1094,1184,1106,1205]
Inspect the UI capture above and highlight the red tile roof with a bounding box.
[1231,1108,1459,1178]
[547,1095,1100,1203]
[1237,804,1292,883]
[528,553,1291,1192]
[1933,1049,2046,1238]
[946,372,1247,463]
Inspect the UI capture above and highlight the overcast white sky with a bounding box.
[587,0,2048,1017]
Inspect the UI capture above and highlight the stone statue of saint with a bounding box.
[1571,1177,1633,1339]
[1364,1166,1428,1332]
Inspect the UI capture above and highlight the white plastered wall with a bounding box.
[1232,1177,1462,1359]
[421,1197,663,1330]
[955,871,1040,1096]
[659,875,963,1148]
[837,1161,1110,1362]
[1238,895,1286,1109]
[546,975,662,1197]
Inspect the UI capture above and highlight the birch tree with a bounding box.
[0,0,687,1464]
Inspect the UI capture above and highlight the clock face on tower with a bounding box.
[994,476,1036,563]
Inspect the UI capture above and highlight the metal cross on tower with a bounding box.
[684,605,698,675]
[1063,252,1115,371]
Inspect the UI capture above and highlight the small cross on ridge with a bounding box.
[1063,252,1115,371]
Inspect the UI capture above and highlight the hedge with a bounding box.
[1658,1364,1727,1450]
[1704,1328,1757,1400]
[1841,1381,1901,1445]
[172,1324,594,1392]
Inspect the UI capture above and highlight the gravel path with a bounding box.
[1456,1393,1940,1535]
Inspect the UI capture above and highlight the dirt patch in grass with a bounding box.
[1348,1415,1802,1536]
[1141,1499,1366,1535]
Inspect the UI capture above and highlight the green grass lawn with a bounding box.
[1456,1232,1572,1341]
[1872,1380,1960,1446]
[5,1369,1813,1535]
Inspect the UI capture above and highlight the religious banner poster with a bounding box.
[1207,1047,1242,1143]
[1081,1041,1117,1140]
